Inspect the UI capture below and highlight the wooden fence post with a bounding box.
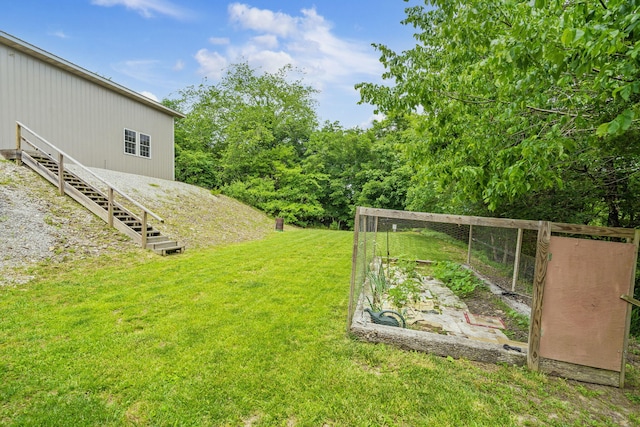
[347,207,362,333]
[620,229,640,387]
[467,224,474,264]
[512,228,524,292]
[528,221,551,371]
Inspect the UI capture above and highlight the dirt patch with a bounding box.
[464,287,529,342]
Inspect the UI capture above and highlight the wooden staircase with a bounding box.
[7,122,184,256]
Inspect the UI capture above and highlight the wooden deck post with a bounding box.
[512,228,524,292]
[528,221,551,371]
[57,153,65,196]
[15,123,22,165]
[141,211,148,249]
[108,188,114,227]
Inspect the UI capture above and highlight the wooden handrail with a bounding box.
[16,121,164,223]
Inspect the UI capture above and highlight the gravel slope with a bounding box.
[0,159,275,285]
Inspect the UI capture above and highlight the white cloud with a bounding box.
[194,49,228,79]
[139,91,159,101]
[209,37,230,45]
[252,34,279,49]
[173,59,185,71]
[91,0,192,20]
[241,48,293,74]
[228,3,297,38]
[194,4,382,94]
[50,30,69,39]
[360,112,386,129]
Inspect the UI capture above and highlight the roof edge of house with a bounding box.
[0,31,186,119]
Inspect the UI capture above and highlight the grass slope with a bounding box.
[0,159,276,285]
[1,230,639,426]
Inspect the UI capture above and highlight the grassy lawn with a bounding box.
[374,229,468,264]
[1,229,639,426]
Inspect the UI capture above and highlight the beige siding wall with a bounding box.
[0,43,175,180]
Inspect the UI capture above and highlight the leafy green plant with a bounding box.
[432,261,482,298]
[366,263,391,311]
[388,280,422,309]
[506,309,529,331]
[396,257,419,280]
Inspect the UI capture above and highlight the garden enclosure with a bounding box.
[348,207,640,387]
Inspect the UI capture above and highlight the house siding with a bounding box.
[0,39,176,180]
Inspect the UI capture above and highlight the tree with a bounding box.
[303,123,375,227]
[166,63,322,226]
[357,0,640,226]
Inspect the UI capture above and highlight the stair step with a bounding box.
[146,240,179,250]
[117,217,138,223]
[21,147,184,256]
[153,245,185,256]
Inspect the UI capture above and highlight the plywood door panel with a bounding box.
[539,237,635,372]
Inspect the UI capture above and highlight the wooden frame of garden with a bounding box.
[348,207,639,387]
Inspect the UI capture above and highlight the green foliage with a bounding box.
[396,258,420,280]
[506,309,530,332]
[357,0,640,228]
[388,279,421,309]
[432,261,483,298]
[222,165,325,227]
[302,119,414,228]
[174,148,219,188]
[366,263,391,311]
[166,63,322,224]
[167,66,415,228]
[356,0,639,346]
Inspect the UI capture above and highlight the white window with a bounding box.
[139,133,151,158]
[124,129,137,155]
[124,129,151,159]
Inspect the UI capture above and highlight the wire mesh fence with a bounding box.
[347,208,537,329]
[348,207,640,387]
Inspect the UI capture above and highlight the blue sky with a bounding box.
[1,0,422,128]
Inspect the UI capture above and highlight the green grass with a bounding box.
[1,230,638,426]
[375,229,468,263]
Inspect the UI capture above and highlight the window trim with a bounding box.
[124,128,137,156]
[123,128,151,159]
[139,133,151,158]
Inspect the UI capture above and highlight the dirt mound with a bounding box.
[0,159,276,285]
